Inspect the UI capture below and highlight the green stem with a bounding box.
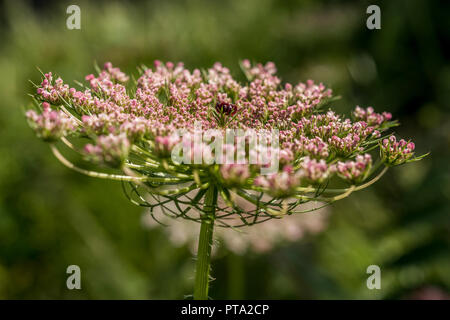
[193,185,217,300]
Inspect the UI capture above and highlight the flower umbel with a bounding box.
[380,135,417,166]
[25,61,428,300]
[84,133,130,167]
[26,102,77,141]
[336,154,372,184]
[25,60,427,219]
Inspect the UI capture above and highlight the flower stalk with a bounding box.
[194,184,217,300]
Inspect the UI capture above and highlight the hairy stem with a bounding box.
[193,185,217,300]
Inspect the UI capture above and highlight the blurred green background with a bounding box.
[0,0,449,299]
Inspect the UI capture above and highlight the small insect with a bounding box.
[215,102,237,116]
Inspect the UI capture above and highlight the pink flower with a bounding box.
[26,61,424,199]
[381,135,416,165]
[26,104,77,141]
[299,157,333,184]
[154,135,181,158]
[353,106,392,127]
[336,154,372,183]
[220,164,250,186]
[254,165,301,197]
[84,133,130,167]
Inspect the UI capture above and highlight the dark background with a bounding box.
[0,0,448,299]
